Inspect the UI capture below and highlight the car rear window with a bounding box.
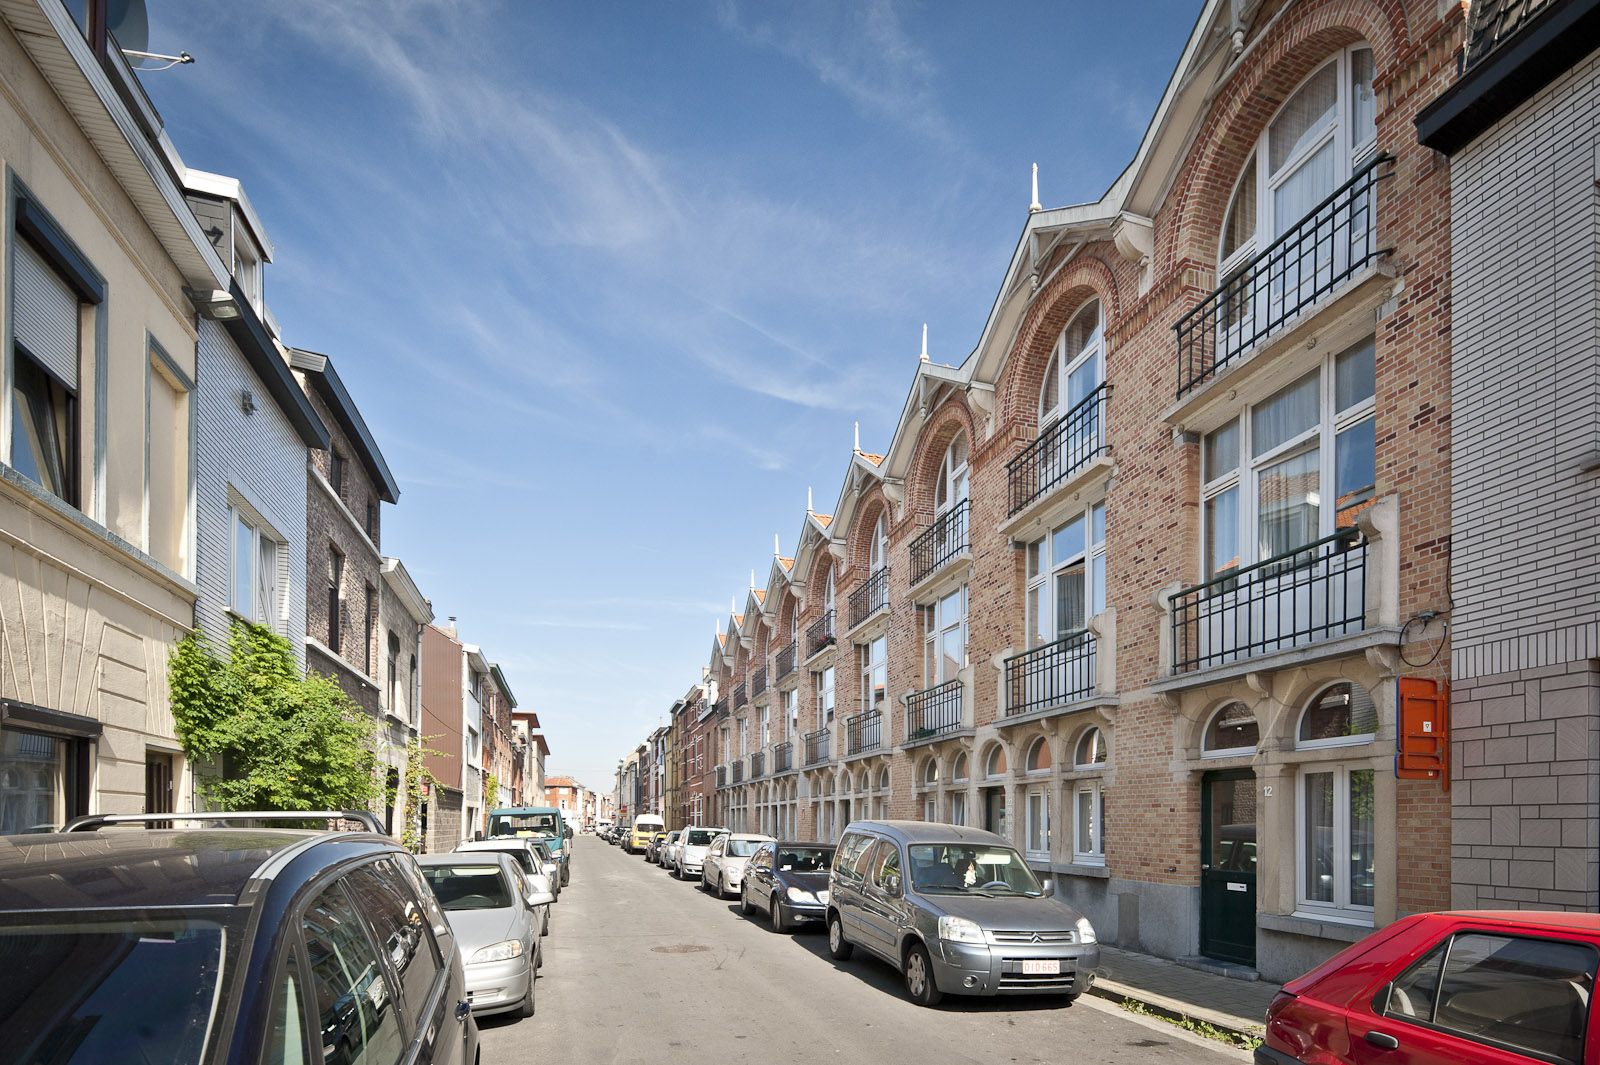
[0,916,226,1065]
[727,839,763,857]
[421,865,515,910]
[686,830,718,846]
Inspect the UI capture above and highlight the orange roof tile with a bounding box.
[814,513,833,528]
[733,613,744,626]
[752,589,766,604]
[779,556,794,570]
[860,453,885,465]
[716,633,726,647]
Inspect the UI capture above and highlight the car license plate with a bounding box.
[1023,959,1060,975]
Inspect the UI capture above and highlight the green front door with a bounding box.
[1200,770,1257,967]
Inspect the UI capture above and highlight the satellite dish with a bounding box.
[107,0,148,56]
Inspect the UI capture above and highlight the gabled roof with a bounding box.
[288,348,401,504]
[790,509,839,586]
[544,775,581,789]
[826,447,890,559]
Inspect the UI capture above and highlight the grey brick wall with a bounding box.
[193,318,307,660]
[1449,47,1600,912]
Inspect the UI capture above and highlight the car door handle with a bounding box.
[1364,1031,1399,1050]
[455,1000,471,1022]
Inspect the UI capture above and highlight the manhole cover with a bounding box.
[651,944,710,954]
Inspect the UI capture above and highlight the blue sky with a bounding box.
[141,0,1200,795]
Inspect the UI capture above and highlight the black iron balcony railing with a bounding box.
[715,764,728,788]
[906,679,962,740]
[733,683,747,709]
[777,641,797,679]
[803,727,831,766]
[910,499,969,586]
[751,667,767,698]
[750,751,765,778]
[1004,630,1096,717]
[773,741,793,773]
[713,698,728,719]
[732,759,745,784]
[848,567,890,629]
[845,712,882,756]
[1007,384,1112,516]
[806,611,836,658]
[1175,153,1394,398]
[1171,527,1368,675]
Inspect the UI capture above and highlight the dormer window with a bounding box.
[934,433,969,515]
[233,227,262,313]
[1040,300,1103,430]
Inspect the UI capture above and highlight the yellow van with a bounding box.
[628,813,664,855]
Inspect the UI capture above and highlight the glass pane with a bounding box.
[1052,516,1085,565]
[1027,540,1043,579]
[1091,504,1105,547]
[1076,788,1097,854]
[1076,728,1106,766]
[1384,939,1448,1022]
[1204,703,1259,752]
[1274,139,1337,235]
[1067,354,1099,409]
[951,793,966,826]
[0,729,65,833]
[1028,793,1047,852]
[302,882,406,1065]
[1208,777,1258,870]
[233,515,254,619]
[939,589,963,629]
[1204,419,1240,481]
[1300,683,1378,742]
[1041,357,1060,418]
[343,862,440,1025]
[1435,934,1598,1063]
[1221,161,1257,261]
[1336,339,1376,412]
[12,354,70,499]
[1303,771,1335,903]
[257,538,278,626]
[1351,49,1376,148]
[1252,373,1319,458]
[1258,446,1321,560]
[1269,62,1338,175]
[1055,566,1085,636]
[1204,486,1240,577]
[1348,769,1374,907]
[1065,301,1101,358]
[1336,418,1376,528]
[1091,553,1106,616]
[941,627,962,683]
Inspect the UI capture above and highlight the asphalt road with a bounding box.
[478,834,1248,1065]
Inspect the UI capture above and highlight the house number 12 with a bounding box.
[1263,785,1274,797]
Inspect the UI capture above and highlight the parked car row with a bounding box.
[619,817,1103,1009]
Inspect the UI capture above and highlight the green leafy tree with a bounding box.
[169,622,380,812]
[398,734,447,852]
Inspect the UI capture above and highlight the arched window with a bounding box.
[922,758,938,787]
[824,566,836,623]
[1026,737,1052,773]
[983,744,1007,779]
[934,432,969,515]
[1204,702,1259,755]
[951,752,969,781]
[1075,728,1108,768]
[857,770,870,793]
[877,767,890,791]
[1298,683,1377,748]
[869,512,888,573]
[1040,300,1104,428]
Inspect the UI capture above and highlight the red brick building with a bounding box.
[690,0,1462,980]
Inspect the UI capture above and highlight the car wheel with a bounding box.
[541,910,549,937]
[904,942,943,1007]
[739,884,755,916]
[516,971,535,1018]
[562,867,570,886]
[770,894,789,933]
[827,913,853,960]
[671,862,681,880]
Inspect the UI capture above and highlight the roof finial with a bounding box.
[854,422,861,453]
[920,323,929,363]
[774,533,780,556]
[1029,163,1042,213]
[750,569,756,589]
[807,486,813,513]
[731,595,736,614]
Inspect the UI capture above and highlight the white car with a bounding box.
[702,832,775,898]
[672,825,726,880]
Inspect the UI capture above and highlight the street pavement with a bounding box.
[478,834,1248,1064]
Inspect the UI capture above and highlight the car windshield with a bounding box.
[776,847,835,872]
[727,839,763,857]
[488,813,558,837]
[0,916,226,1065]
[907,844,1044,896]
[686,830,718,846]
[421,865,516,909]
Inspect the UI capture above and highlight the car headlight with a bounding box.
[817,890,829,905]
[1076,917,1097,944]
[786,886,818,904]
[938,916,985,944]
[469,939,525,963]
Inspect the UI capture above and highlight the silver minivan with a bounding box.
[826,821,1100,1006]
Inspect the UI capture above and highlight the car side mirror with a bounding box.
[474,832,484,842]
[884,874,902,897]
[527,890,556,908]
[1040,877,1056,897]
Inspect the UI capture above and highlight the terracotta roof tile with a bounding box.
[753,589,766,604]
[779,556,794,570]
[860,452,885,465]
[814,513,833,528]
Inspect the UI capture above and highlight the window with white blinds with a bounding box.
[12,238,79,391]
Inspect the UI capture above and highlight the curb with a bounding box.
[1087,975,1266,1046]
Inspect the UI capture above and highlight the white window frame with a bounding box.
[1025,737,1052,775]
[1296,682,1379,751]
[1025,785,1050,861]
[783,688,797,741]
[758,704,770,748]
[934,433,969,516]
[228,505,283,633]
[861,635,887,714]
[823,567,836,627]
[924,585,967,686]
[870,513,888,573]
[1039,299,1104,429]
[1202,702,1260,758]
[1072,780,1105,865]
[924,795,937,822]
[817,667,835,727]
[950,790,967,827]
[1200,339,1376,576]
[1295,763,1376,923]
[1026,503,1106,648]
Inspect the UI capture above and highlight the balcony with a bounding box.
[772,741,793,774]
[715,764,728,788]
[714,698,728,719]
[845,712,882,757]
[803,727,832,767]
[848,567,890,629]
[1174,154,1394,399]
[732,683,747,709]
[909,500,969,588]
[732,759,745,784]
[1004,630,1096,718]
[777,641,797,680]
[750,750,765,778]
[1170,528,1368,676]
[805,611,836,660]
[1006,384,1112,517]
[751,667,767,698]
[906,679,963,742]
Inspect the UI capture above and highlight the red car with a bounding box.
[1261,910,1600,1065]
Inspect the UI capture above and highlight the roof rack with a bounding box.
[62,810,384,834]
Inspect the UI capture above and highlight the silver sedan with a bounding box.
[418,852,553,1020]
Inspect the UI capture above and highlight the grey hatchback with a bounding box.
[826,821,1100,1007]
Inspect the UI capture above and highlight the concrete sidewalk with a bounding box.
[1087,945,1281,1043]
